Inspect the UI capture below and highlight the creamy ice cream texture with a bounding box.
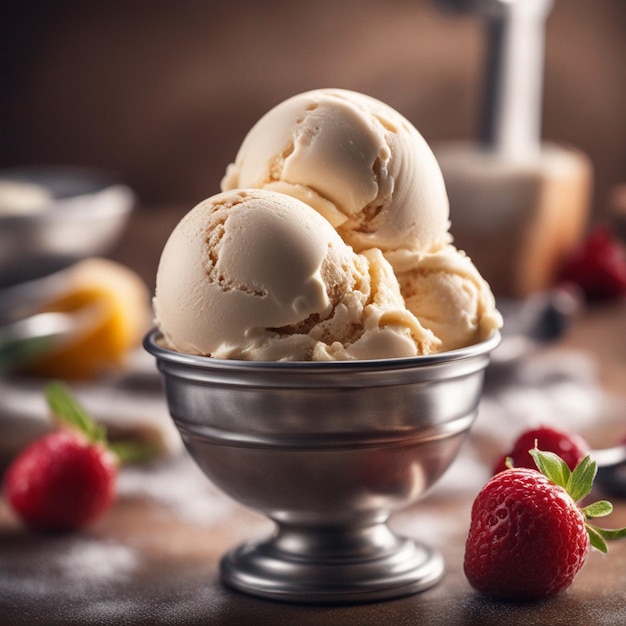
[385,246,501,352]
[155,89,501,360]
[154,189,438,361]
[221,89,451,254]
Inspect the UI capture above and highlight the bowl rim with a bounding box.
[143,328,502,373]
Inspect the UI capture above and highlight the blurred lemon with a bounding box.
[27,258,151,379]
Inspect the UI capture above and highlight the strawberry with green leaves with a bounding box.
[3,381,152,532]
[464,447,626,600]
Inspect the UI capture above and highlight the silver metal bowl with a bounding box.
[144,330,501,604]
[0,166,134,290]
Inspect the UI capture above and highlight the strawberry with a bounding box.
[557,223,626,301]
[2,382,150,531]
[4,430,117,531]
[492,426,589,475]
[465,448,626,600]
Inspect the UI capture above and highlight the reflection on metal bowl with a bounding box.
[144,329,500,604]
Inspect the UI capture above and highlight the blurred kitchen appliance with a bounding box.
[433,0,592,297]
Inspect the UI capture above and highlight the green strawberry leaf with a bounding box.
[586,523,609,554]
[530,445,626,554]
[582,500,613,519]
[567,455,597,503]
[109,440,162,465]
[44,380,162,466]
[530,447,596,503]
[529,447,571,490]
[590,525,626,541]
[45,381,107,444]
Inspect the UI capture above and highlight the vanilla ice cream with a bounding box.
[153,189,438,361]
[221,89,451,254]
[385,246,503,352]
[218,88,501,355]
[155,89,501,361]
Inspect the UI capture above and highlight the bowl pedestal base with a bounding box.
[220,519,444,604]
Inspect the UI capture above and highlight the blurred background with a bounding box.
[0,0,625,290]
[1,0,624,200]
[2,4,626,618]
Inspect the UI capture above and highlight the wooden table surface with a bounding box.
[1,207,625,625]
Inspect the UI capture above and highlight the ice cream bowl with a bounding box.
[144,329,501,604]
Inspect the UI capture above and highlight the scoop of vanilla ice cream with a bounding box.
[154,189,438,361]
[221,89,451,254]
[385,246,503,352]
[311,247,441,360]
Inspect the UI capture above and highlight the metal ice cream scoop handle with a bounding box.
[435,0,554,159]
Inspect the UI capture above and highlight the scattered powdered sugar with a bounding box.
[57,539,139,582]
[117,453,235,526]
[391,507,464,545]
[435,450,492,496]
[0,536,140,599]
[65,597,149,624]
[475,348,606,445]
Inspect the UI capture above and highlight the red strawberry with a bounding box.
[465,448,626,600]
[2,382,121,531]
[4,430,117,531]
[492,426,589,475]
[557,223,626,301]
